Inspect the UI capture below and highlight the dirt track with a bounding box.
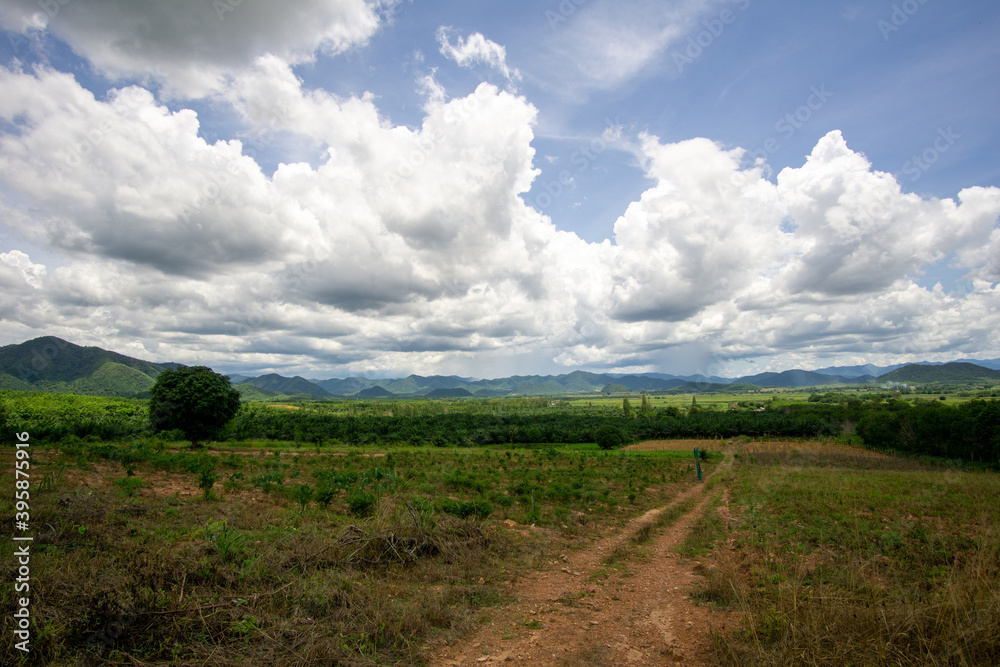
[427,453,733,666]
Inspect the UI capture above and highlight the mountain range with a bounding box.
[1,336,998,399]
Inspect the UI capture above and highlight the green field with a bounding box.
[0,438,714,666]
[703,444,1000,665]
[2,389,998,665]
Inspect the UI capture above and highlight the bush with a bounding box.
[595,424,627,450]
[347,492,376,516]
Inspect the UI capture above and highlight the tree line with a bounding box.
[3,389,998,467]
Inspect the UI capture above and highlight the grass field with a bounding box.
[3,434,997,665]
[0,440,713,666]
[696,441,1000,665]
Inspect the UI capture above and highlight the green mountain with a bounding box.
[878,362,1000,384]
[735,369,866,388]
[66,361,157,396]
[423,387,474,398]
[354,386,396,399]
[234,383,281,401]
[237,373,331,397]
[0,337,170,397]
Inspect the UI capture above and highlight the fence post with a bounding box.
[694,447,702,481]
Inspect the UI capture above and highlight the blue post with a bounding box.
[694,447,703,481]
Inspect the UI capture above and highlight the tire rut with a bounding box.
[428,453,733,666]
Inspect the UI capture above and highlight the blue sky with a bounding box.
[0,0,998,379]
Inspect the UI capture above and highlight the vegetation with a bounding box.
[4,389,998,467]
[880,361,1000,384]
[149,367,242,448]
[702,445,1000,665]
[1,376,998,665]
[0,439,708,665]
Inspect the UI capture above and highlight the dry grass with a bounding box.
[695,457,1000,666]
[0,441,708,666]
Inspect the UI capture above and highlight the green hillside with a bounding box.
[0,337,172,397]
[879,362,1000,384]
[67,362,156,396]
[0,371,34,391]
[239,374,331,397]
[234,383,281,401]
[0,336,167,383]
[355,386,396,399]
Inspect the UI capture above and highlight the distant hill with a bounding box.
[354,386,396,399]
[233,383,280,401]
[0,337,171,397]
[237,373,331,397]
[736,369,868,388]
[878,363,1000,384]
[0,336,167,383]
[601,383,632,394]
[423,387,474,398]
[811,363,901,379]
[315,376,380,395]
[4,335,999,400]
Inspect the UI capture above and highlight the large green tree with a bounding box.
[149,366,240,447]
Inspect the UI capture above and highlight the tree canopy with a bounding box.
[149,366,241,447]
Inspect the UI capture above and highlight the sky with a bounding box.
[0,0,998,381]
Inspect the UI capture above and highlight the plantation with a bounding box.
[0,432,714,666]
[2,388,998,665]
[4,390,999,466]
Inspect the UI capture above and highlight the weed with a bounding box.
[203,519,248,562]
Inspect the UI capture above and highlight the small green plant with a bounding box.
[203,519,248,562]
[231,614,259,636]
[223,472,244,492]
[290,483,314,511]
[198,465,218,500]
[114,476,145,497]
[315,484,337,508]
[347,492,376,516]
[439,498,493,520]
[37,467,66,492]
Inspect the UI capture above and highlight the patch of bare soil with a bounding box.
[427,458,734,666]
[624,439,725,452]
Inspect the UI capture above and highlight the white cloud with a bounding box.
[0,61,998,377]
[537,0,724,96]
[436,28,521,84]
[0,0,384,98]
[0,250,46,288]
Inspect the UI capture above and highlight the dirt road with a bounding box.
[428,455,732,666]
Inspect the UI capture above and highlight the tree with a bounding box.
[149,366,241,447]
[595,424,627,450]
[622,396,634,419]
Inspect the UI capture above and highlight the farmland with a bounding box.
[2,390,999,665]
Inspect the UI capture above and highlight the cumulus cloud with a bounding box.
[0,250,46,289]
[0,0,384,97]
[0,59,998,377]
[437,28,521,83]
